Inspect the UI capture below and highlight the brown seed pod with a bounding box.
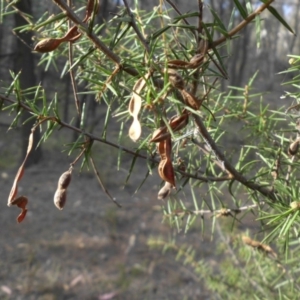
[34,38,64,53]
[54,188,67,210]
[169,113,189,132]
[58,170,72,189]
[189,53,204,68]
[167,59,190,69]
[167,69,185,90]
[62,25,81,42]
[242,235,277,258]
[180,89,200,110]
[150,127,170,143]
[158,158,175,187]
[288,140,299,156]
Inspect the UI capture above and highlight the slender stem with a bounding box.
[193,114,277,202]
[67,0,81,117]
[0,95,229,184]
[90,156,122,207]
[123,0,150,54]
[191,201,265,216]
[52,0,139,76]
[211,0,275,48]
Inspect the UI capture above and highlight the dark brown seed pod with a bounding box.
[54,188,67,210]
[58,170,72,189]
[180,89,200,110]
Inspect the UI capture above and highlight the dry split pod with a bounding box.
[54,168,72,210]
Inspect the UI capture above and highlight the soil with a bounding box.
[0,143,217,300]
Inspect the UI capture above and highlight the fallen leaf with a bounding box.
[99,291,119,300]
[1,285,12,295]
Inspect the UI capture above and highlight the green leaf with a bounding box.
[233,0,248,19]
[260,1,295,34]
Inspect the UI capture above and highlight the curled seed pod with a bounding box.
[34,38,64,53]
[167,69,185,90]
[62,26,81,42]
[54,188,67,210]
[157,182,173,200]
[158,158,175,187]
[10,195,28,209]
[288,140,299,156]
[17,209,27,223]
[58,170,72,189]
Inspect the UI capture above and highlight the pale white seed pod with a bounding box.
[58,170,72,189]
[157,182,173,200]
[54,188,67,210]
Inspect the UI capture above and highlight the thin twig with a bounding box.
[90,156,122,207]
[165,0,191,27]
[191,201,265,216]
[165,0,198,41]
[52,0,139,76]
[193,114,277,202]
[216,222,267,296]
[191,138,231,175]
[211,0,276,48]
[0,95,230,184]
[67,0,81,117]
[197,0,203,38]
[123,0,150,54]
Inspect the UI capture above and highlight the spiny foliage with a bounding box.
[1,0,300,297]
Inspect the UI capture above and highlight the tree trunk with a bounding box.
[14,0,42,166]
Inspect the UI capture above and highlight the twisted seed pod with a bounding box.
[54,188,67,210]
